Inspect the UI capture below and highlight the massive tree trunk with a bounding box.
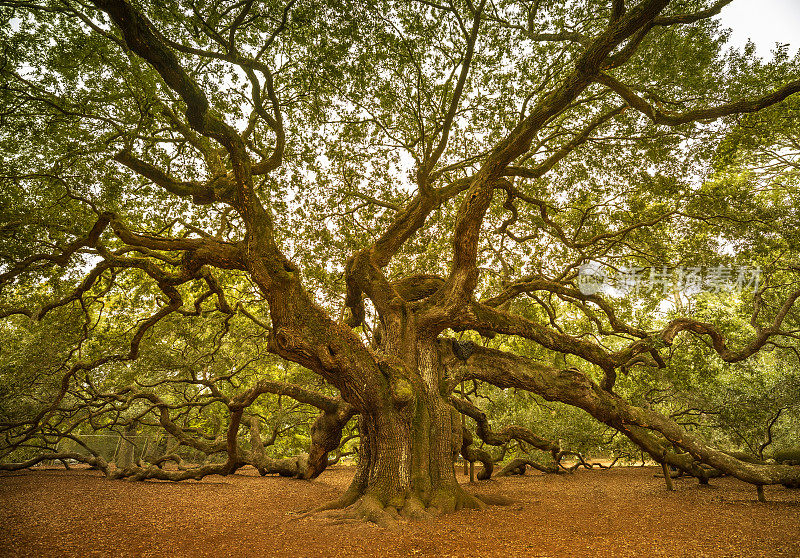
[325,336,484,525]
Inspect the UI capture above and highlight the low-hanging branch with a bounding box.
[449,395,560,456]
[452,342,800,487]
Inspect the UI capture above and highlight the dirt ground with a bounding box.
[1,464,799,557]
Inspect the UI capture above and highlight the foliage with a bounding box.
[0,0,799,504]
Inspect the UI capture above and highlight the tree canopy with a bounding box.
[1,0,800,523]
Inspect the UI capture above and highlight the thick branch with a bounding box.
[434,0,670,314]
[449,395,560,454]
[652,0,734,26]
[0,212,112,289]
[113,150,229,204]
[453,343,800,487]
[598,71,800,127]
[454,303,618,370]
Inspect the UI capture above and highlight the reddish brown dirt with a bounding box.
[1,464,799,557]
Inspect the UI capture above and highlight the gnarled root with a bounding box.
[295,486,498,529]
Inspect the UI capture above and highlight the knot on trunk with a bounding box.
[391,377,414,405]
[377,356,415,407]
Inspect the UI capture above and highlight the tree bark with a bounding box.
[326,337,485,524]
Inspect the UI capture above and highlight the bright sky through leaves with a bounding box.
[718,0,800,57]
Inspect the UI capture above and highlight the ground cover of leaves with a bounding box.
[1,464,798,557]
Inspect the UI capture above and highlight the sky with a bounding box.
[716,0,800,58]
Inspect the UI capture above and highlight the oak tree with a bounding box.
[2,0,800,524]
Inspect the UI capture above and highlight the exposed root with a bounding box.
[343,494,401,530]
[293,486,506,528]
[289,487,361,520]
[399,495,432,521]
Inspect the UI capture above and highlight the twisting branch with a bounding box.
[597,71,800,127]
[449,341,800,487]
[88,0,278,260]
[113,150,232,205]
[758,408,785,459]
[0,212,112,290]
[430,0,671,316]
[503,104,627,181]
[420,0,485,189]
[652,0,734,26]
[453,302,618,370]
[449,394,560,456]
[459,426,494,480]
[616,286,800,365]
